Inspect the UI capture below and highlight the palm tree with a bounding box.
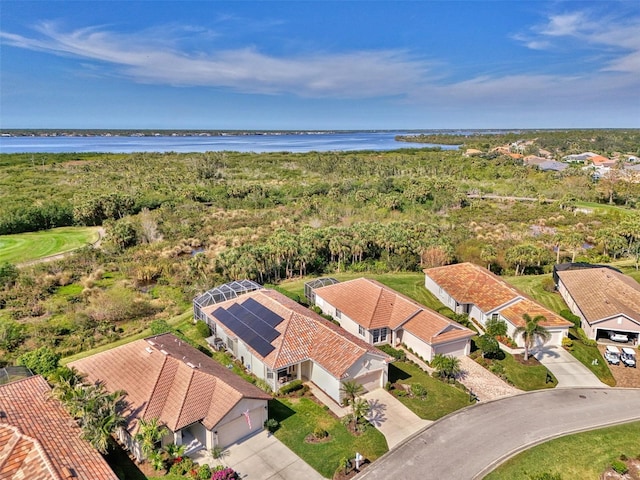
[163,443,185,463]
[431,354,461,381]
[480,245,497,271]
[514,313,551,361]
[135,417,169,461]
[340,380,365,407]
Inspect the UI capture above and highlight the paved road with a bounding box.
[356,388,640,480]
[534,346,608,388]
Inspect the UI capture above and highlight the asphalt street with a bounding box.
[356,388,640,480]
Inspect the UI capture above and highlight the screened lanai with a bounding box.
[304,277,339,304]
[193,280,263,323]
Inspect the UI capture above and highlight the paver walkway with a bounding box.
[457,355,522,401]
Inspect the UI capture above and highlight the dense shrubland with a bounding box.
[1,132,639,364]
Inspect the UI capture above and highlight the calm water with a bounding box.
[0,132,459,154]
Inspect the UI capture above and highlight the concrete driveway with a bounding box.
[356,388,640,480]
[363,389,431,449]
[194,430,324,480]
[534,346,608,387]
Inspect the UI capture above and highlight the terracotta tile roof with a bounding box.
[315,278,474,344]
[425,262,521,312]
[557,268,640,325]
[0,375,118,480]
[69,333,270,435]
[500,298,572,328]
[202,289,391,379]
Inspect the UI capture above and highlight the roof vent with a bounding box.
[186,362,198,369]
[62,466,76,478]
[160,349,169,355]
[145,347,153,354]
[147,340,156,346]
[0,411,7,420]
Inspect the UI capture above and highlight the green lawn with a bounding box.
[0,226,100,264]
[484,421,640,480]
[270,397,388,478]
[502,274,568,314]
[567,329,616,386]
[481,351,557,391]
[388,361,474,419]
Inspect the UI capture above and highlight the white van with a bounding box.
[604,345,620,365]
[621,347,636,368]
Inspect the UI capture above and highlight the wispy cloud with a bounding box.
[515,8,640,74]
[0,22,432,98]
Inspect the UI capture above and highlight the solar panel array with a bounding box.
[211,300,284,358]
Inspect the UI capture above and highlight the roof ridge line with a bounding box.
[174,368,196,431]
[271,310,297,368]
[140,353,169,421]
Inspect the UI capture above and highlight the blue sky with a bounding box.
[1,1,639,129]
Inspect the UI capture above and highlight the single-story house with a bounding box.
[69,333,271,460]
[424,263,571,347]
[311,277,474,361]
[0,375,119,479]
[556,267,640,343]
[197,288,392,403]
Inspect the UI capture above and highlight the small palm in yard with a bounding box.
[163,443,185,463]
[431,354,461,381]
[135,417,169,461]
[340,380,365,406]
[514,313,551,361]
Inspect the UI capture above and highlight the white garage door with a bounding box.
[216,408,263,448]
[354,370,382,392]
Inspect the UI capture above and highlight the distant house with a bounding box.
[196,287,391,403]
[0,375,118,479]
[589,155,616,167]
[424,263,571,347]
[556,266,640,344]
[523,155,547,166]
[537,160,569,172]
[464,148,483,157]
[69,333,271,460]
[312,277,474,361]
[563,152,598,163]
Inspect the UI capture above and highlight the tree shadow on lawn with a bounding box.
[104,438,146,480]
[388,363,412,383]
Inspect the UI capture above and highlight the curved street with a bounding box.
[356,388,640,480]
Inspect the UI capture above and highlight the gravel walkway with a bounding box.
[457,356,521,401]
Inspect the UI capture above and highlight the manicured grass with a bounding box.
[0,226,100,264]
[61,309,193,365]
[388,361,474,420]
[502,274,569,314]
[278,272,457,318]
[484,421,640,480]
[567,329,616,386]
[270,397,388,478]
[485,352,557,391]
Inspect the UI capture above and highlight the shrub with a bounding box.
[279,379,303,395]
[377,344,406,360]
[196,464,211,480]
[150,319,172,335]
[410,383,427,400]
[254,378,272,393]
[17,346,61,376]
[264,418,279,433]
[485,318,508,337]
[195,320,210,338]
[561,337,573,349]
[313,427,329,439]
[384,381,393,391]
[611,459,628,475]
[540,277,556,292]
[168,456,194,476]
[211,466,239,480]
[559,309,581,328]
[476,334,501,359]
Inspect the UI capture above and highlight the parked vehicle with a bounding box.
[621,347,636,368]
[609,331,629,343]
[604,345,621,365]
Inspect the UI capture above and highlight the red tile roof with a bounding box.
[425,263,571,329]
[425,262,521,312]
[69,333,270,435]
[315,278,474,345]
[557,268,640,324]
[0,375,118,480]
[202,290,391,378]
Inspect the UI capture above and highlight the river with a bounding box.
[0,131,459,154]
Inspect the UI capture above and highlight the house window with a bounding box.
[491,313,499,321]
[267,370,274,379]
[359,325,365,336]
[336,309,342,319]
[227,337,234,350]
[372,328,388,344]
